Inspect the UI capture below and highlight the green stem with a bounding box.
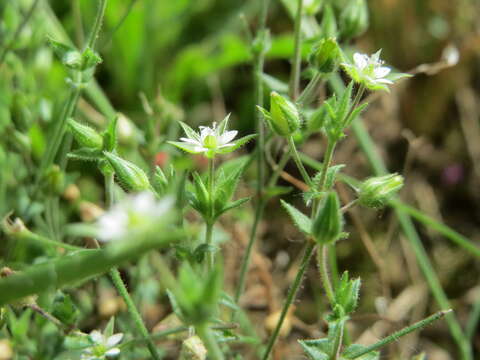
[262,242,315,360]
[233,148,290,315]
[109,268,161,359]
[289,0,304,99]
[297,72,322,106]
[317,140,336,192]
[317,244,335,306]
[206,157,216,271]
[345,310,451,359]
[103,174,161,360]
[85,0,107,50]
[234,0,271,305]
[205,221,215,272]
[233,201,264,305]
[18,230,82,252]
[196,323,225,360]
[288,136,312,186]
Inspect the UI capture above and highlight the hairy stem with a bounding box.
[318,244,335,306]
[289,0,304,99]
[288,136,312,187]
[345,310,452,359]
[103,174,161,360]
[262,242,315,360]
[232,0,271,311]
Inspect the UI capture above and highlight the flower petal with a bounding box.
[375,78,394,84]
[180,137,201,146]
[374,66,391,78]
[89,330,104,344]
[105,347,121,357]
[219,130,238,145]
[106,333,124,347]
[353,53,368,69]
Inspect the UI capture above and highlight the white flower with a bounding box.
[168,114,258,159]
[341,50,395,91]
[96,192,173,242]
[81,330,123,359]
[179,121,237,154]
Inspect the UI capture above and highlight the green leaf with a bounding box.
[343,344,379,360]
[298,338,330,360]
[334,271,361,315]
[337,81,353,123]
[216,197,250,219]
[51,292,79,326]
[102,115,118,152]
[280,200,312,235]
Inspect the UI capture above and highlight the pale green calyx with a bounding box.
[357,173,404,209]
[259,92,301,137]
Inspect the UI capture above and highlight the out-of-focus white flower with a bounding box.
[341,50,410,91]
[96,192,173,242]
[81,329,123,359]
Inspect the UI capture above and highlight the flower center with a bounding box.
[204,134,218,149]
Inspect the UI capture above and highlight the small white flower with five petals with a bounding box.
[81,329,123,359]
[169,114,256,158]
[341,50,410,91]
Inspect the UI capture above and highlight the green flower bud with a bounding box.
[339,0,369,40]
[312,192,343,244]
[266,92,301,137]
[309,37,340,73]
[103,152,151,192]
[67,119,103,149]
[357,173,404,209]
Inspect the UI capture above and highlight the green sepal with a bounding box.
[51,292,79,327]
[102,115,118,152]
[216,134,257,155]
[48,38,82,69]
[298,338,330,360]
[103,152,151,192]
[311,192,343,244]
[67,148,103,162]
[67,118,103,149]
[280,200,312,235]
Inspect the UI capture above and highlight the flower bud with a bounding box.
[357,173,404,209]
[103,152,151,192]
[309,37,340,74]
[312,192,343,244]
[266,92,301,137]
[339,0,369,40]
[67,119,103,149]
